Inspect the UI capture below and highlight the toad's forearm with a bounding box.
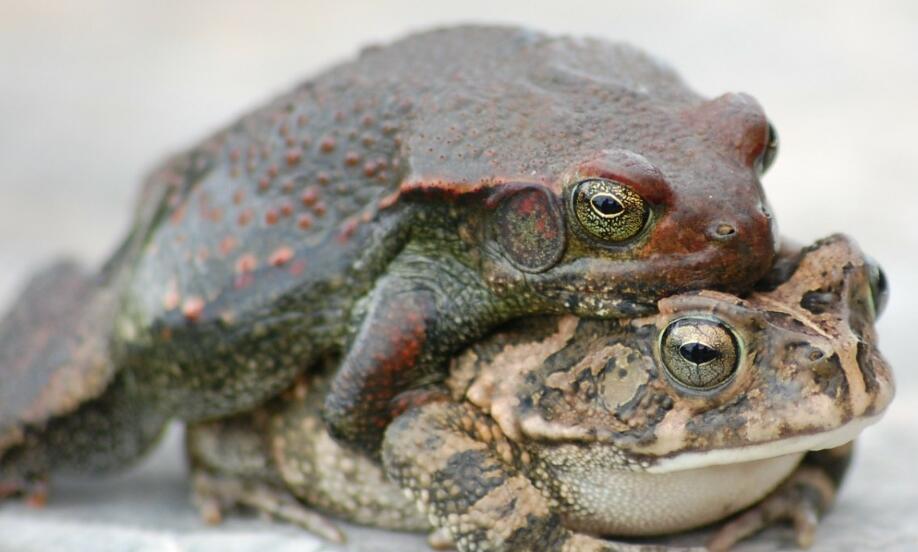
[382,400,673,552]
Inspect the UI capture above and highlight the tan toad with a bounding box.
[186,233,892,551]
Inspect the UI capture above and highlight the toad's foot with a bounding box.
[428,527,456,550]
[191,470,345,543]
[0,476,48,507]
[707,465,836,551]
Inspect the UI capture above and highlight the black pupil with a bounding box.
[591,194,624,216]
[679,342,720,364]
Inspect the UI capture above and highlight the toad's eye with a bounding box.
[660,318,740,390]
[756,121,779,176]
[866,257,889,319]
[572,179,649,243]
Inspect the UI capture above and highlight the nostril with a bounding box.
[761,205,773,219]
[716,223,736,236]
[709,222,736,240]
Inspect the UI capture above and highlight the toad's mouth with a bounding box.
[646,413,885,474]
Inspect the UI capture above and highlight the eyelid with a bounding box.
[573,150,672,206]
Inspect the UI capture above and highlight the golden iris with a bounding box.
[660,318,740,390]
[572,179,648,243]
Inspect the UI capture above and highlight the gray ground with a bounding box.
[0,1,915,551]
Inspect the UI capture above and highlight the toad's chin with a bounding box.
[547,448,805,536]
[540,415,883,536]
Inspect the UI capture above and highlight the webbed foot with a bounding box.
[191,470,345,543]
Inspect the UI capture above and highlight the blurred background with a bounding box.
[0,1,915,550]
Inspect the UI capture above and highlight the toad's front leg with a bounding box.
[708,443,854,551]
[383,400,698,552]
[324,247,509,456]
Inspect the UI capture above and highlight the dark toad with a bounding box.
[0,25,780,489]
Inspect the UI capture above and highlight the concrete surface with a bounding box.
[0,1,915,551]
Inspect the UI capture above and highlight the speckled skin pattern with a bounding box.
[0,25,783,462]
[185,235,893,551]
[187,371,429,536]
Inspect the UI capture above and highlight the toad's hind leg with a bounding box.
[0,372,168,501]
[186,413,345,543]
[187,376,428,539]
[707,443,854,552]
[0,260,166,498]
[383,400,701,552]
[0,374,168,487]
